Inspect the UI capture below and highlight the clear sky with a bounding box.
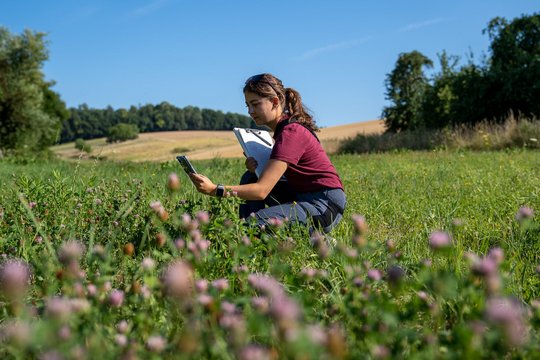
[1,1,538,127]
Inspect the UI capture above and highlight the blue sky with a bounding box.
[1,1,538,127]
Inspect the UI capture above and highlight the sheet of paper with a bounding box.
[233,128,274,178]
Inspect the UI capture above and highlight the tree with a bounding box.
[484,13,540,120]
[0,27,64,151]
[382,51,433,132]
[106,123,139,143]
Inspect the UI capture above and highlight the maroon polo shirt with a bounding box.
[270,122,344,193]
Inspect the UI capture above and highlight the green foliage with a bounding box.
[0,152,538,358]
[382,13,540,131]
[338,114,540,153]
[382,50,433,132]
[0,27,66,151]
[74,138,92,153]
[59,103,255,144]
[106,123,139,143]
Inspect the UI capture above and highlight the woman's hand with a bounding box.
[189,173,217,196]
[245,157,258,173]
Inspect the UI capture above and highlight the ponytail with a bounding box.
[284,88,319,132]
[243,73,319,132]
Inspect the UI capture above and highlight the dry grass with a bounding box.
[52,120,385,162]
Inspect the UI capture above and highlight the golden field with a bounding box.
[52,119,385,162]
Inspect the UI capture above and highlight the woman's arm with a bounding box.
[190,159,287,200]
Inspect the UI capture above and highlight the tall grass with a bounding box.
[339,114,540,154]
[0,152,538,358]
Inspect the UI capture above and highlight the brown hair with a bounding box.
[243,73,319,132]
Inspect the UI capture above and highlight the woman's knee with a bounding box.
[240,171,257,185]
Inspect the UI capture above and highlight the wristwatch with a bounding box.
[216,184,225,198]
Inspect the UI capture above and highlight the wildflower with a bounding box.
[485,297,528,347]
[195,279,209,293]
[386,265,405,288]
[115,334,128,347]
[488,247,504,265]
[251,296,269,314]
[149,201,169,221]
[161,260,194,300]
[175,238,186,249]
[0,320,31,346]
[212,278,229,292]
[86,284,97,297]
[267,217,284,228]
[167,173,180,191]
[116,320,129,334]
[0,259,31,300]
[58,240,85,266]
[141,257,155,271]
[58,325,71,340]
[195,211,210,224]
[197,294,213,307]
[326,325,347,359]
[156,233,166,247]
[28,201,37,209]
[428,231,452,251]
[95,198,102,205]
[367,269,382,281]
[238,344,272,360]
[221,301,237,314]
[108,289,125,308]
[307,324,327,346]
[241,235,251,246]
[46,297,73,321]
[146,335,167,353]
[351,214,368,235]
[35,235,43,244]
[515,206,534,222]
[269,296,301,326]
[300,268,318,280]
[310,231,329,259]
[67,298,89,314]
[471,257,498,278]
[372,345,390,359]
[123,243,135,256]
[248,274,285,299]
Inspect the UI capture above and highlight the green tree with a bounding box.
[0,27,63,151]
[106,123,139,143]
[382,51,433,132]
[484,13,540,120]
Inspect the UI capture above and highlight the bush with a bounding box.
[74,138,92,153]
[106,123,139,143]
[338,114,539,154]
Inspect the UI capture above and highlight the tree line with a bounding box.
[60,103,254,143]
[382,13,539,132]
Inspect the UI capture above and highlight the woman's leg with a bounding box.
[238,172,296,219]
[254,188,346,234]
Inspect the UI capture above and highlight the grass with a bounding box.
[0,150,539,358]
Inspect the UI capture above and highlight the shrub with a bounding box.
[106,123,139,143]
[338,114,539,154]
[74,138,92,153]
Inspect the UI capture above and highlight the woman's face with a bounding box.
[244,91,278,126]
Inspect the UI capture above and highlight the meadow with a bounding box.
[0,150,539,359]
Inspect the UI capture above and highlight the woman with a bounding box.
[190,73,346,234]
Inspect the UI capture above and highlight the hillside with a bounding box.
[51,119,385,162]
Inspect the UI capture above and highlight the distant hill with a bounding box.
[51,120,385,162]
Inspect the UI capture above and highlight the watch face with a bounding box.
[217,185,225,197]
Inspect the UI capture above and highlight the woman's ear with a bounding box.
[272,97,279,108]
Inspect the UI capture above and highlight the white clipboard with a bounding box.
[233,128,274,178]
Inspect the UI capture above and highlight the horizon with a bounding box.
[1,1,537,127]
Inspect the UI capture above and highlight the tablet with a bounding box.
[176,155,197,175]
